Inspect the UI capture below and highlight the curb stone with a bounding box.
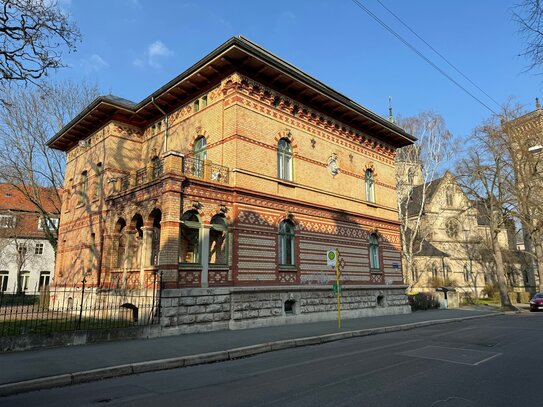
[0,312,505,397]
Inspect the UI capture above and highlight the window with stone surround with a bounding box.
[209,215,227,265]
[369,233,380,271]
[277,138,293,181]
[365,169,375,203]
[279,219,295,266]
[180,211,201,264]
[193,136,207,177]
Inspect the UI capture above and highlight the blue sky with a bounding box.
[55,0,539,149]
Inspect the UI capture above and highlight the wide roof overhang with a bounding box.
[48,36,415,151]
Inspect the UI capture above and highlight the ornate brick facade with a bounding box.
[48,37,415,326]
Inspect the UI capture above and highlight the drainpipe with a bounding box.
[151,97,169,154]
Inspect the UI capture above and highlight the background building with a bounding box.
[402,171,531,299]
[0,184,59,293]
[48,37,415,331]
[503,100,543,292]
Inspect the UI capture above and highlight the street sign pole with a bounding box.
[335,249,341,329]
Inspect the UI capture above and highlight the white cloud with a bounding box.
[148,41,173,58]
[133,40,174,69]
[81,54,108,73]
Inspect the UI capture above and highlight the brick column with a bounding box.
[159,180,182,288]
[162,150,184,175]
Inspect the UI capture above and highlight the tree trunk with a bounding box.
[533,236,543,292]
[492,234,515,310]
[522,224,538,289]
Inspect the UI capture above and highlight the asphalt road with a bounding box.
[3,312,542,407]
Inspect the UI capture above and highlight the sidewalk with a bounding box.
[0,307,507,396]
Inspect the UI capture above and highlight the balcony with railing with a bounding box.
[183,157,229,184]
[115,154,229,193]
[117,158,165,193]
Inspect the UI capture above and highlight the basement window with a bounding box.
[284,299,296,315]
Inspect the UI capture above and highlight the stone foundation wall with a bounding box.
[160,285,410,334]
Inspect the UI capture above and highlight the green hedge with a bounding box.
[0,293,40,307]
[408,292,440,311]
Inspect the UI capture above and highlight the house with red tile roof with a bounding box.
[0,184,60,293]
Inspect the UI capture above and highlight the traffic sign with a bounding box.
[326,250,337,266]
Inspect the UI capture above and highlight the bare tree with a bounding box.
[0,0,80,85]
[456,116,516,310]
[395,112,454,289]
[0,81,99,251]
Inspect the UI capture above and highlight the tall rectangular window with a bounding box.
[17,243,27,257]
[0,272,8,292]
[39,272,50,289]
[80,171,88,204]
[279,220,295,266]
[94,163,103,199]
[277,139,293,182]
[369,234,380,271]
[35,243,44,255]
[365,169,375,203]
[21,272,30,291]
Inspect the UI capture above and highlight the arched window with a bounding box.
[194,137,207,177]
[149,209,161,266]
[80,171,88,204]
[180,211,201,264]
[279,219,295,266]
[369,233,380,271]
[115,218,126,268]
[365,169,375,203]
[277,138,293,181]
[209,215,228,265]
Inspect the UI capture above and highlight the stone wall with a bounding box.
[160,285,410,334]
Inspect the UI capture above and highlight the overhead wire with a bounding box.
[374,0,502,109]
[350,0,499,115]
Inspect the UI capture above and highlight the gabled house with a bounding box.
[0,184,59,293]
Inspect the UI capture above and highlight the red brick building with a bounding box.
[48,37,415,330]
